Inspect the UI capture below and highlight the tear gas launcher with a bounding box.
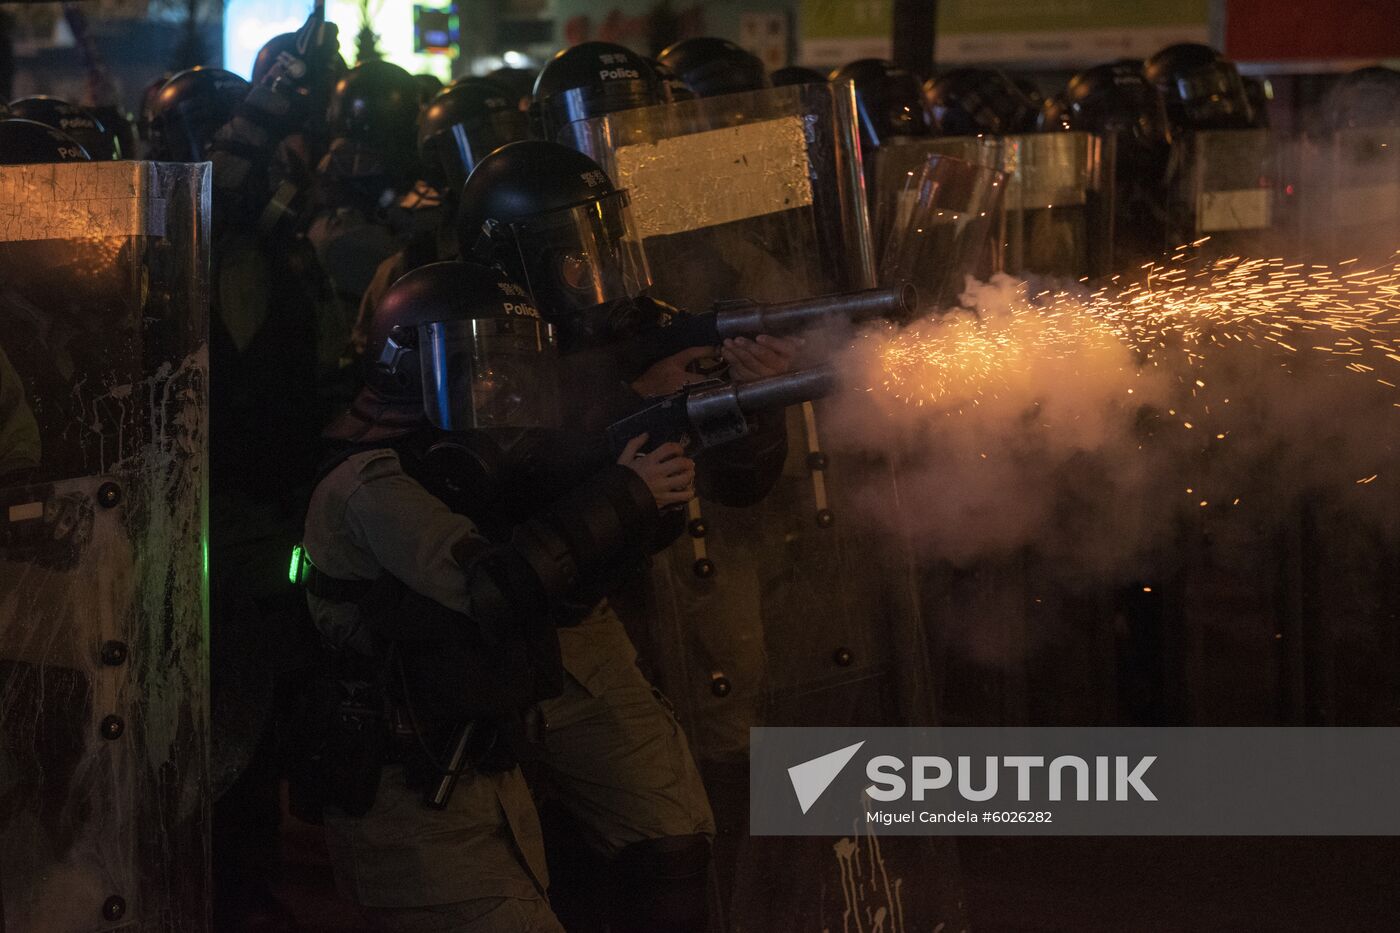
[638,283,917,366]
[606,364,839,456]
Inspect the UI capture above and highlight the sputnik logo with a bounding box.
[788,741,865,814]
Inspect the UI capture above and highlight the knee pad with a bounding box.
[609,834,711,933]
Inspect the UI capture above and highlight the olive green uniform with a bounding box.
[303,448,712,931]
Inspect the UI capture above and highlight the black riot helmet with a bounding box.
[414,73,444,106]
[1144,43,1254,133]
[771,66,827,88]
[147,67,251,162]
[658,36,770,98]
[486,66,537,112]
[647,57,695,103]
[531,42,665,143]
[832,58,929,149]
[923,68,1037,136]
[1326,66,1400,135]
[458,140,651,324]
[350,259,558,438]
[328,60,422,151]
[9,97,121,160]
[417,78,531,194]
[322,60,422,188]
[1049,61,1172,150]
[0,119,91,163]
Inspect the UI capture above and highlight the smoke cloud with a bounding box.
[824,266,1400,591]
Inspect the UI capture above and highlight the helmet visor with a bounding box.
[1175,66,1250,125]
[441,110,531,185]
[508,189,652,315]
[418,317,560,431]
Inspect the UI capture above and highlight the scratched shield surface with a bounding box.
[571,83,967,932]
[871,146,1006,314]
[0,162,210,932]
[1168,128,1278,258]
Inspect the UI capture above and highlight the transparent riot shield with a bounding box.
[1000,132,1110,279]
[876,152,1007,312]
[1296,127,1400,262]
[1168,128,1277,256]
[0,162,210,931]
[571,82,875,307]
[868,136,1004,231]
[571,84,965,930]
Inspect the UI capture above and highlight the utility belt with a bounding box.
[284,638,544,824]
[286,549,558,822]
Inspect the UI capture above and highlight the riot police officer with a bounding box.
[458,140,802,431]
[208,17,342,237]
[457,140,800,931]
[348,41,669,362]
[145,67,250,162]
[350,77,532,360]
[832,58,930,152]
[657,36,770,98]
[301,259,707,932]
[1042,60,1173,269]
[832,58,930,194]
[530,41,666,147]
[923,67,1039,136]
[458,137,804,913]
[8,96,122,159]
[1144,43,1255,134]
[310,59,424,315]
[487,65,538,113]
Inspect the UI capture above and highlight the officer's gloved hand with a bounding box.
[721,333,804,380]
[617,434,695,509]
[251,15,341,130]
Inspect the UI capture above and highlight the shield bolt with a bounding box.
[102,895,126,921]
[97,482,122,508]
[101,641,128,666]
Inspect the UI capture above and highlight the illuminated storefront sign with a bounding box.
[224,0,457,81]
